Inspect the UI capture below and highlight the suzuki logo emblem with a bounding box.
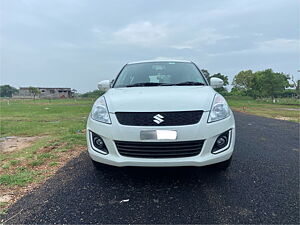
[153,114,164,124]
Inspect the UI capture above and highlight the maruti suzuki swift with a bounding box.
[86,60,235,170]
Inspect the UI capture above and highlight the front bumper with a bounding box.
[86,111,235,167]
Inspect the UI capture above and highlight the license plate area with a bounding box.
[140,130,177,140]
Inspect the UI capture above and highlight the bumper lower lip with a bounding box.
[86,111,235,167]
[88,148,234,167]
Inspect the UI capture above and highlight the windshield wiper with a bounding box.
[125,82,169,87]
[125,81,205,87]
[172,81,206,86]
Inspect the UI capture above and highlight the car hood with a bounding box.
[104,86,216,113]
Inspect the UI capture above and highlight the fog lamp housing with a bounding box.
[89,131,108,154]
[212,130,231,154]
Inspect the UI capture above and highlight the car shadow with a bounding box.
[92,162,228,186]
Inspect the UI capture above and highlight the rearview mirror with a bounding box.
[98,80,110,92]
[210,77,224,89]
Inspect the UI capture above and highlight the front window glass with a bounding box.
[113,62,207,88]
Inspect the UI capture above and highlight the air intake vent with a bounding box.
[115,140,204,158]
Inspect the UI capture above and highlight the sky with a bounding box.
[0,0,299,93]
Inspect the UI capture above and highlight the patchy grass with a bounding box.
[226,96,300,122]
[38,152,55,159]
[256,97,300,105]
[0,98,93,211]
[9,160,21,166]
[0,206,8,216]
[28,159,44,167]
[0,169,36,186]
[49,161,58,167]
[0,98,94,137]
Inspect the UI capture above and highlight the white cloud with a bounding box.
[209,38,300,56]
[114,21,168,45]
[170,28,237,50]
[152,56,186,61]
[257,38,300,53]
[170,45,194,50]
[91,27,103,35]
[252,32,264,37]
[53,42,78,49]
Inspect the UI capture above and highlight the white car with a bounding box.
[86,60,235,170]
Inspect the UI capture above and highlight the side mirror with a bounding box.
[210,77,224,89]
[98,80,110,92]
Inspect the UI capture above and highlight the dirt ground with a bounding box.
[0,136,41,153]
[0,136,86,212]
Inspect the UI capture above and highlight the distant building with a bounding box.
[13,87,75,99]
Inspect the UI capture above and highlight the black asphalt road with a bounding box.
[1,112,299,224]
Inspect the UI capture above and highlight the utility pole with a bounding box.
[297,70,300,92]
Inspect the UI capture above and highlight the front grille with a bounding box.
[115,140,204,158]
[115,111,203,126]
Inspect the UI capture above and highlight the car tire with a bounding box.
[214,156,232,170]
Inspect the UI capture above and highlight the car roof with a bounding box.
[127,59,193,65]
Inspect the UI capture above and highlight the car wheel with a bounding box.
[214,157,232,170]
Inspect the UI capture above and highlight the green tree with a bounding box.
[232,69,290,99]
[28,87,41,100]
[230,87,247,96]
[0,85,18,97]
[254,69,290,100]
[232,70,254,91]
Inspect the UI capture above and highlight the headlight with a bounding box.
[91,96,111,124]
[208,94,230,123]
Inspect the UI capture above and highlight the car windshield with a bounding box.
[113,62,207,88]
